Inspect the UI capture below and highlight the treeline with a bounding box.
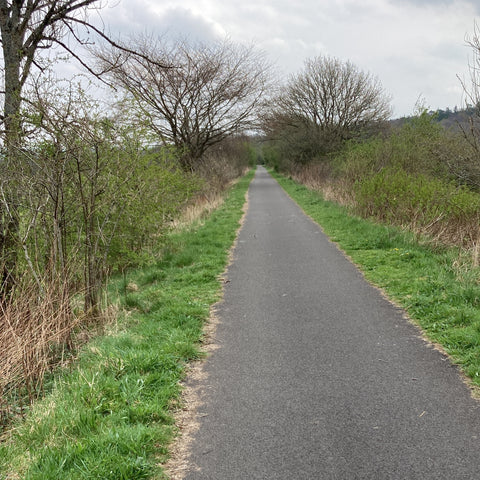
[261,51,480,255]
[393,105,478,130]
[0,3,264,422]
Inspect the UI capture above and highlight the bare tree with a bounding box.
[0,1,100,149]
[95,36,271,171]
[263,55,392,162]
[0,1,101,294]
[462,22,480,109]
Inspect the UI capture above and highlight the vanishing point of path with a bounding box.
[183,167,480,479]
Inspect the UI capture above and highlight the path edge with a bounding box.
[162,178,252,479]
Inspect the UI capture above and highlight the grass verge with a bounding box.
[0,170,254,480]
[272,171,480,391]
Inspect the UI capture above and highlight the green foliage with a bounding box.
[336,111,454,181]
[107,149,201,272]
[12,83,204,311]
[332,137,385,182]
[0,170,254,479]
[262,142,292,173]
[353,167,480,244]
[319,110,480,246]
[245,142,261,167]
[388,111,451,177]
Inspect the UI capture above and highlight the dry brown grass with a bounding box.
[289,162,354,206]
[412,214,480,250]
[173,157,249,230]
[0,276,86,427]
[172,191,226,230]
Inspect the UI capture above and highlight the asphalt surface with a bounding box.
[184,166,480,479]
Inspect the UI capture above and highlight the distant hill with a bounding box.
[435,107,478,130]
[391,107,479,131]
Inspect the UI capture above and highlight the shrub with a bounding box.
[354,168,480,245]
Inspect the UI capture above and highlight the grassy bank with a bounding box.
[273,171,480,391]
[0,170,254,480]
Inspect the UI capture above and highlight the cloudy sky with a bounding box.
[96,0,480,118]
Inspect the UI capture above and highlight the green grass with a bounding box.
[273,171,480,389]
[0,170,254,480]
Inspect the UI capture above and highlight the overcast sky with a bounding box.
[96,0,480,118]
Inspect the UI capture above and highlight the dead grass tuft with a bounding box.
[288,163,354,207]
[0,273,114,430]
[172,192,226,230]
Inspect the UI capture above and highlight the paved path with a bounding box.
[184,167,480,479]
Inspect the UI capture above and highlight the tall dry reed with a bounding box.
[0,275,84,427]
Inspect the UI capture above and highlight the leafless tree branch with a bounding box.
[94,35,272,170]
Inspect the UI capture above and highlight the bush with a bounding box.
[354,167,480,245]
[336,111,459,180]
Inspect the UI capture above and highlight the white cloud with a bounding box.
[95,0,480,117]
[99,1,224,41]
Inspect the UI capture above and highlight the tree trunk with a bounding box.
[0,29,23,296]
